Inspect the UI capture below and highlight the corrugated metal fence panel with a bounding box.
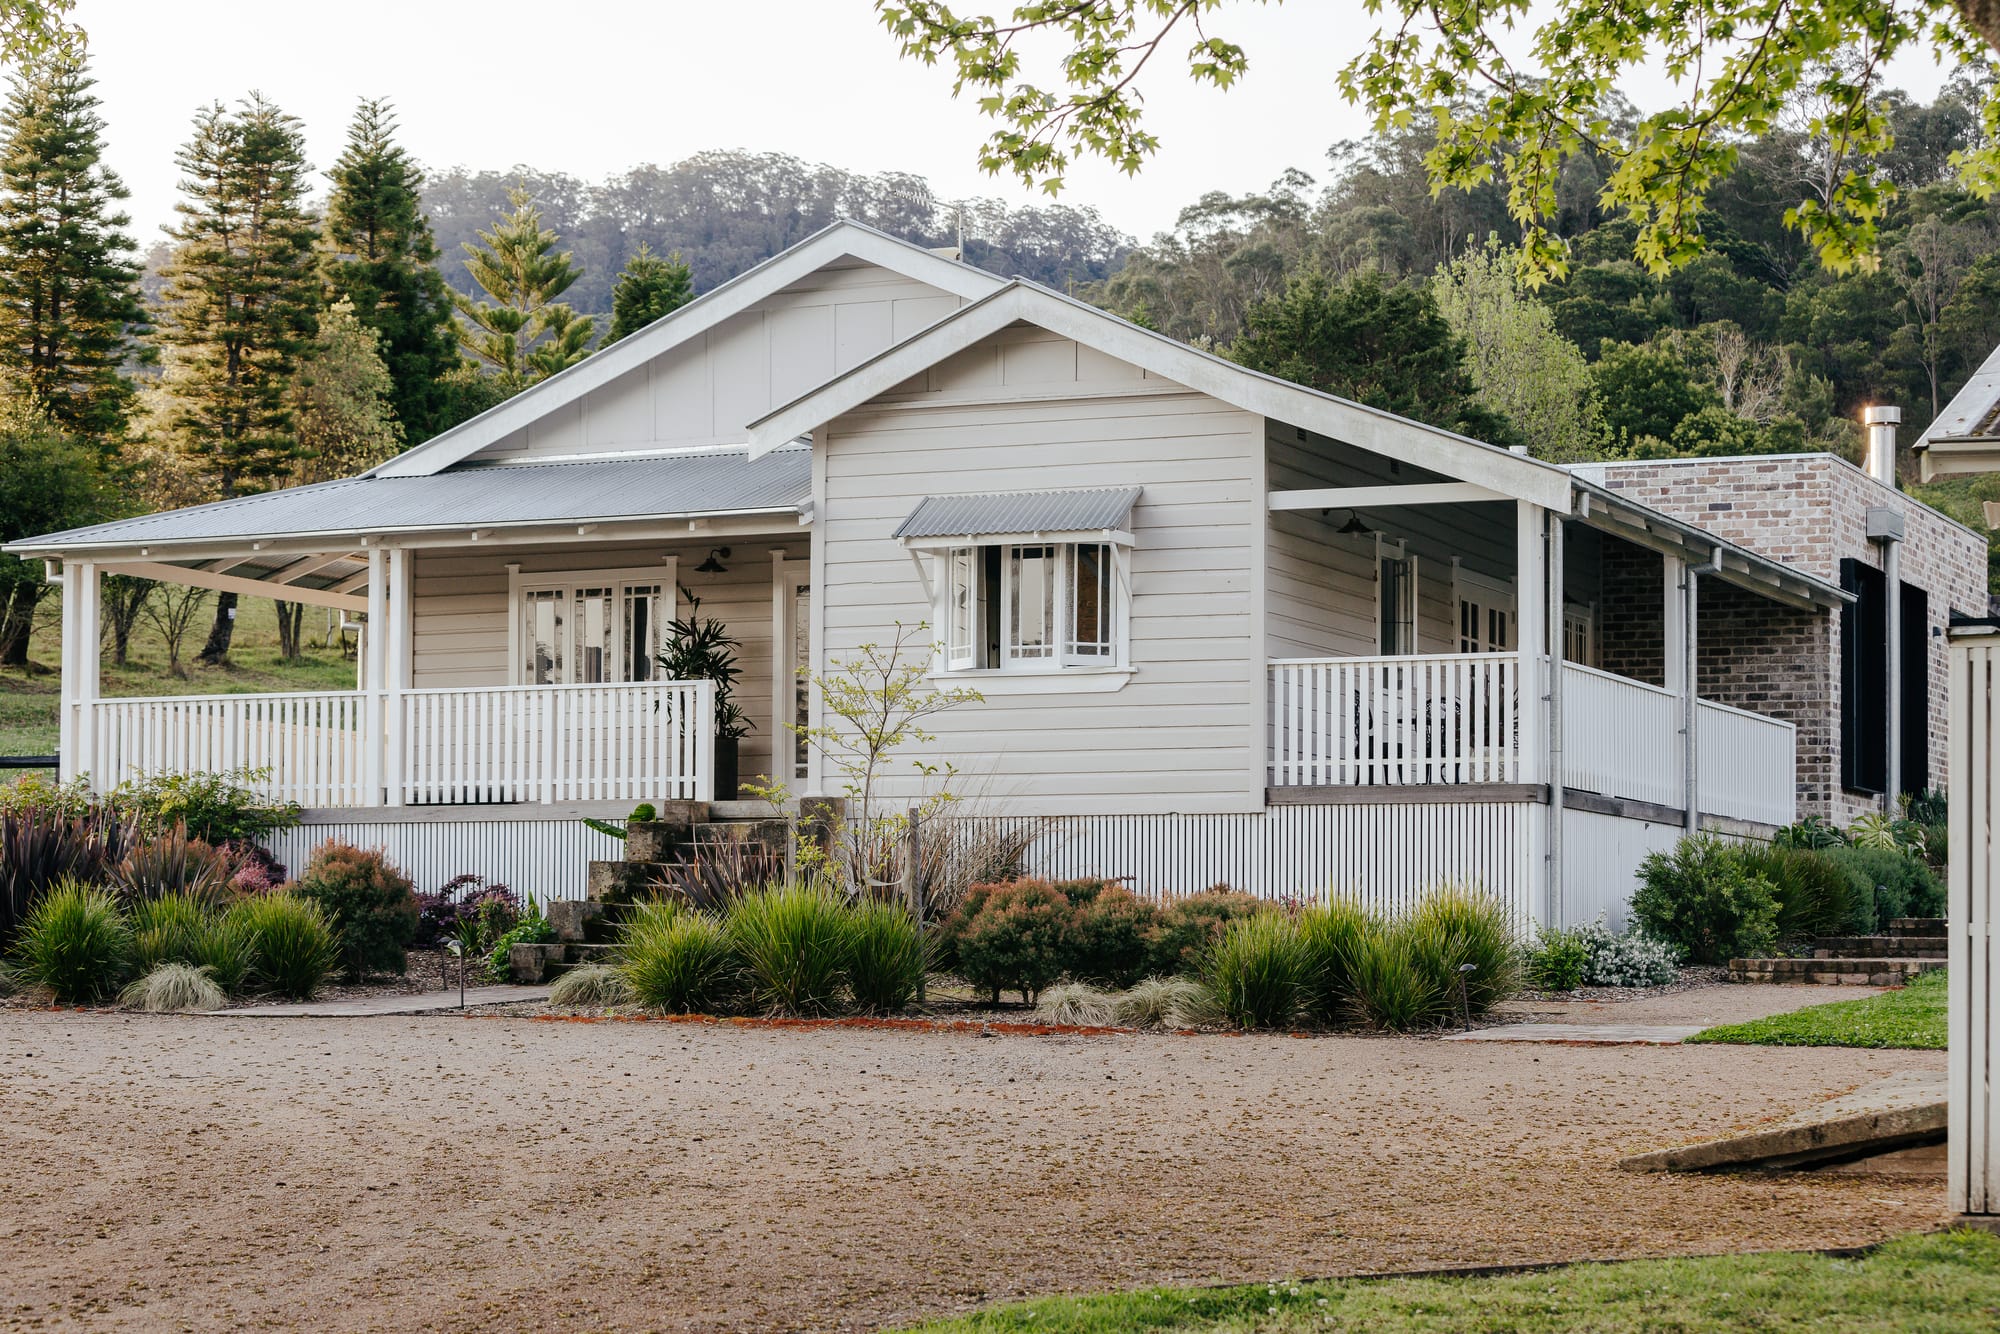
[262,819,622,903]
[1559,808,1683,931]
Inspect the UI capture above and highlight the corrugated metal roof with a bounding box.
[10,446,812,552]
[893,487,1142,540]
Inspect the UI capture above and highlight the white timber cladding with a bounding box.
[1263,421,1515,660]
[408,535,809,783]
[466,264,965,465]
[818,328,1264,814]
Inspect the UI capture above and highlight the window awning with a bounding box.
[893,487,1142,544]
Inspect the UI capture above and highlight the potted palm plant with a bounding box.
[656,586,751,799]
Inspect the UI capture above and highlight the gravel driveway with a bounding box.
[0,996,1946,1332]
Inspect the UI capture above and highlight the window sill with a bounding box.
[928,667,1136,695]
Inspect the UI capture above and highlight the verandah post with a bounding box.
[362,545,386,806]
[1514,500,1548,930]
[384,546,411,806]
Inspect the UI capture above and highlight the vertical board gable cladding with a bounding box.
[819,338,1262,814]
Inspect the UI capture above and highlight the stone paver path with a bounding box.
[213,985,549,1017]
[1446,1022,1705,1044]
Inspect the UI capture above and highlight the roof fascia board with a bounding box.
[745,284,1574,511]
[1575,494,1846,610]
[372,222,1004,480]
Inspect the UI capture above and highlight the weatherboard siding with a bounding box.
[468,262,969,464]
[818,348,1265,815]
[406,537,808,782]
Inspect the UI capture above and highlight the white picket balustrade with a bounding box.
[89,679,715,808]
[1696,697,1797,827]
[1267,653,1520,786]
[1561,663,1681,807]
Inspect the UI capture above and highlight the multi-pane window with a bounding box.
[941,541,1122,672]
[1455,569,1513,654]
[1379,555,1416,655]
[514,572,671,686]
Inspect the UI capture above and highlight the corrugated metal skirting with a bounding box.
[263,819,624,902]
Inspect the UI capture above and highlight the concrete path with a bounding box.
[215,986,549,1017]
[1445,1022,1705,1045]
[1621,1072,1947,1173]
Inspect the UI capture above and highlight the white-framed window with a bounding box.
[935,540,1127,674]
[508,561,677,686]
[1563,603,1596,667]
[1454,566,1514,653]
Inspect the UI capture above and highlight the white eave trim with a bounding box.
[369,220,1005,480]
[742,282,1575,513]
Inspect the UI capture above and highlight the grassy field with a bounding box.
[1684,969,1948,1050]
[0,593,358,767]
[894,1231,2000,1333]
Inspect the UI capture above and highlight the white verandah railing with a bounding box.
[1268,653,1522,786]
[88,679,716,808]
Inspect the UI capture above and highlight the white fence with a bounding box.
[1949,627,2000,1219]
[1562,663,1680,807]
[1268,653,1521,786]
[1696,698,1797,827]
[90,679,714,808]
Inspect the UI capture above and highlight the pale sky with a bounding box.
[74,0,1964,250]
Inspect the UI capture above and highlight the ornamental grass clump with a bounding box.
[227,893,337,1000]
[618,904,738,1014]
[130,891,212,973]
[107,829,236,906]
[1405,883,1518,1016]
[844,898,927,1014]
[1203,911,1309,1030]
[188,911,257,994]
[120,961,227,1013]
[10,878,131,1002]
[726,885,852,1016]
[547,963,635,1009]
[1346,924,1443,1031]
[1113,975,1217,1028]
[1033,981,1118,1027]
[1295,898,1376,1024]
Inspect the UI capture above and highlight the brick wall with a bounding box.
[1586,453,1988,821]
[1598,537,1667,687]
[1695,579,1836,817]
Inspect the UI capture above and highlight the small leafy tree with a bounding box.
[99,572,150,665]
[139,581,208,676]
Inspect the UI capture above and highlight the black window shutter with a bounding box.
[1900,583,1930,797]
[1840,557,1887,794]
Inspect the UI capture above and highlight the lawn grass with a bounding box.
[0,595,359,771]
[1684,968,1947,1050]
[893,1231,2000,1333]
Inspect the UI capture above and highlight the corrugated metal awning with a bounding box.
[893,487,1141,541]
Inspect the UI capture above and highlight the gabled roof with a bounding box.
[6,447,810,556]
[745,279,1576,511]
[371,218,1007,480]
[1921,340,2000,446]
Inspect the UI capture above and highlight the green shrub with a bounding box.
[547,963,635,1009]
[1405,884,1519,1017]
[1632,836,1781,964]
[229,893,338,1000]
[1146,888,1269,977]
[845,899,927,1015]
[1034,981,1117,1026]
[130,892,212,973]
[629,802,658,823]
[1203,912,1308,1030]
[1737,845,1859,940]
[952,878,1072,1004]
[293,842,420,980]
[10,879,132,1002]
[1823,845,1945,932]
[1065,884,1158,987]
[110,768,300,843]
[1576,921,1681,986]
[1296,899,1376,1023]
[120,961,226,1012]
[482,901,555,981]
[1112,976,1216,1028]
[725,885,852,1016]
[1347,924,1445,1031]
[1772,815,1846,850]
[619,904,738,1013]
[1523,925,1590,991]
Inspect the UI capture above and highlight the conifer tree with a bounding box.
[454,186,593,388]
[154,93,320,664]
[0,36,143,442]
[607,243,693,344]
[320,98,456,442]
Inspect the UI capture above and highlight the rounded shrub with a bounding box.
[293,841,420,980]
[1065,884,1158,987]
[1631,836,1780,964]
[952,879,1072,1004]
[1405,883,1519,1017]
[725,885,852,1016]
[1146,889,1269,977]
[1202,912,1308,1030]
[547,963,635,1009]
[228,893,338,1000]
[1295,898,1377,1024]
[11,879,132,1002]
[619,904,738,1013]
[1824,845,1944,932]
[1523,925,1590,991]
[845,899,927,1015]
[121,961,227,1013]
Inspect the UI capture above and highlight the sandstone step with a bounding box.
[1889,917,1946,937]
[587,859,676,902]
[1810,935,1948,959]
[546,898,607,944]
[508,941,615,984]
[693,819,789,851]
[1729,956,1945,986]
[625,808,708,863]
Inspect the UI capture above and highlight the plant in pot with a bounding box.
[657,586,751,799]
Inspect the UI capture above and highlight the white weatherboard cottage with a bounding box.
[11,222,1849,923]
